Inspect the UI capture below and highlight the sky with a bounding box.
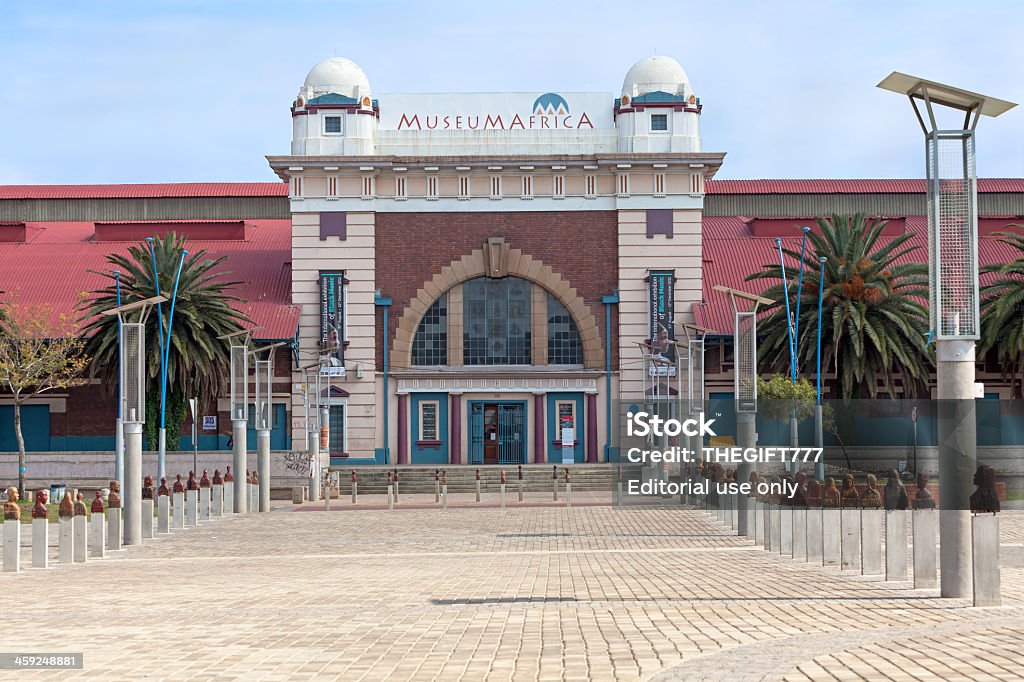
[0,0,1021,184]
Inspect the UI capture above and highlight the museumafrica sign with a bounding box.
[378,92,613,131]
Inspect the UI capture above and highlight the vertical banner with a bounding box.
[319,271,345,363]
[647,270,676,364]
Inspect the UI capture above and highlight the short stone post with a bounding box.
[806,507,823,563]
[792,507,807,559]
[89,492,105,559]
[223,467,235,515]
[157,477,170,534]
[861,507,882,575]
[500,469,506,509]
[3,486,22,572]
[744,495,756,540]
[441,471,448,510]
[552,465,558,501]
[172,474,185,530]
[518,465,524,502]
[199,470,212,521]
[840,506,861,570]
[434,469,440,504]
[822,508,841,566]
[185,471,199,526]
[387,471,394,511]
[779,505,792,555]
[769,504,781,552]
[248,470,258,513]
[754,500,765,545]
[31,490,50,568]
[73,493,88,563]
[59,491,75,564]
[475,469,481,503]
[106,483,122,551]
[885,509,908,580]
[393,469,400,504]
[323,472,331,511]
[972,513,1000,607]
[913,508,937,588]
[212,469,224,517]
[565,469,572,508]
[141,476,155,540]
[351,470,358,505]
[762,501,772,549]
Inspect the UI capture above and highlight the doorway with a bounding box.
[470,401,526,464]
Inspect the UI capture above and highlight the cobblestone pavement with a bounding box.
[1,501,1023,681]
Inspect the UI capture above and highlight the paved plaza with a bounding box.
[3,499,1024,681]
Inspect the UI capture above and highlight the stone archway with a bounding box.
[392,238,603,369]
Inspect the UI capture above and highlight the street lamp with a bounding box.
[100,294,166,546]
[253,341,285,512]
[713,285,773,537]
[814,257,828,482]
[878,72,1016,598]
[219,327,258,513]
[113,269,124,491]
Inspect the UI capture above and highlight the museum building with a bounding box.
[0,55,1022,463]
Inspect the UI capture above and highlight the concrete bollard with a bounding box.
[59,519,74,565]
[387,484,394,511]
[972,514,1000,607]
[792,508,807,559]
[32,517,49,568]
[779,506,792,555]
[73,495,88,563]
[763,502,772,549]
[840,507,861,570]
[861,508,882,575]
[500,470,506,509]
[565,470,572,508]
[351,470,358,505]
[434,469,441,504]
[224,480,234,515]
[199,487,211,521]
[769,505,781,551]
[3,515,19,572]
[106,485,123,551]
[475,469,481,503]
[754,501,765,545]
[212,484,224,517]
[141,499,154,539]
[518,465,524,502]
[393,469,400,504]
[616,481,623,506]
[89,492,105,558]
[822,509,841,566]
[912,508,937,589]
[185,489,198,527]
[172,491,185,530]
[885,509,908,581]
[805,507,823,563]
[157,491,170,534]
[552,465,558,501]
[743,497,756,539]
[442,471,448,510]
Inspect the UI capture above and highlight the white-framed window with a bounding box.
[520,175,533,200]
[489,175,502,200]
[426,174,439,200]
[394,175,407,200]
[326,176,338,199]
[291,175,303,198]
[327,401,347,455]
[361,175,375,199]
[584,174,597,198]
[418,400,440,441]
[323,115,343,135]
[552,174,565,199]
[650,113,668,131]
[653,172,666,197]
[617,173,630,197]
[458,175,471,200]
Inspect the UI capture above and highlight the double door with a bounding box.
[471,402,525,464]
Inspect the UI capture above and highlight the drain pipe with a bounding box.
[375,292,393,465]
[601,291,619,462]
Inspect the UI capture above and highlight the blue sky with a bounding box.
[0,0,1021,183]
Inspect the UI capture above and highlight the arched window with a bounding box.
[546,293,583,365]
[411,295,447,366]
[464,277,531,365]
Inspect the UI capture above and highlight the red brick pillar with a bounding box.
[450,393,462,466]
[534,393,545,464]
[586,393,598,463]
[397,394,408,465]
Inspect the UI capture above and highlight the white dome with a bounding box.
[302,57,370,99]
[621,55,690,98]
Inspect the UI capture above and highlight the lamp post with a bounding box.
[713,286,773,537]
[815,257,828,482]
[879,72,1016,598]
[301,367,321,502]
[253,342,285,513]
[100,295,166,546]
[219,328,258,513]
[113,269,124,490]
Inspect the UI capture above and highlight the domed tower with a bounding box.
[291,57,378,155]
[615,56,701,153]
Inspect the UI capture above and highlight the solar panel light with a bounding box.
[713,286,773,414]
[252,342,286,431]
[100,295,167,424]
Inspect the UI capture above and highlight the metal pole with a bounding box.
[157,249,188,484]
[258,427,270,512]
[113,270,124,490]
[736,413,755,536]
[192,401,198,476]
[123,422,143,545]
[232,419,247,513]
[815,257,827,481]
[775,237,797,383]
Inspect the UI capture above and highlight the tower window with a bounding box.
[651,114,668,131]
[324,116,342,134]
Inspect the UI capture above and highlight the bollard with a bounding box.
[822,508,841,566]
[861,507,882,575]
[912,508,937,588]
[500,470,506,509]
[475,469,481,503]
[442,471,448,510]
[565,469,572,508]
[351,470,358,505]
[199,470,212,521]
[806,507,823,563]
[885,509,908,580]
[387,484,394,511]
[972,514,1000,607]
[31,490,50,568]
[106,484,122,551]
[434,469,440,504]
[172,476,185,531]
[224,467,235,515]
[393,469,400,504]
[141,476,155,540]
[323,472,331,511]
[754,501,765,545]
[779,506,792,555]
[518,465,524,502]
[743,495,756,539]
[185,490,198,527]
[3,487,22,572]
[552,465,558,501]
[840,507,861,570]
[762,502,772,549]
[59,492,74,564]
[157,477,171,534]
[616,481,623,506]
[212,469,224,517]
[248,470,258,513]
[73,493,88,563]
[89,492,105,558]
[792,507,807,559]
[768,504,781,551]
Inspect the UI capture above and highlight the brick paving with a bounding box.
[1,500,1023,681]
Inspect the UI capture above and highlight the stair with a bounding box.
[324,464,613,494]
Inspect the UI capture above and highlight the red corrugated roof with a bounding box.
[0,182,288,200]
[706,178,1024,194]
[0,220,298,339]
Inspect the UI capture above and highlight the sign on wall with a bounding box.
[647,270,676,367]
[378,92,614,131]
[319,271,345,363]
[202,416,217,431]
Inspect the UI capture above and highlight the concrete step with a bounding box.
[325,464,613,493]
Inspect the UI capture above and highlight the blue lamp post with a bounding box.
[113,269,124,489]
[815,256,828,481]
[774,238,797,383]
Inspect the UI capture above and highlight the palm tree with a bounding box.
[980,229,1024,398]
[746,213,932,399]
[79,233,250,448]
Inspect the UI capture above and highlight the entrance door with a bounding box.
[470,401,526,464]
[483,404,499,464]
